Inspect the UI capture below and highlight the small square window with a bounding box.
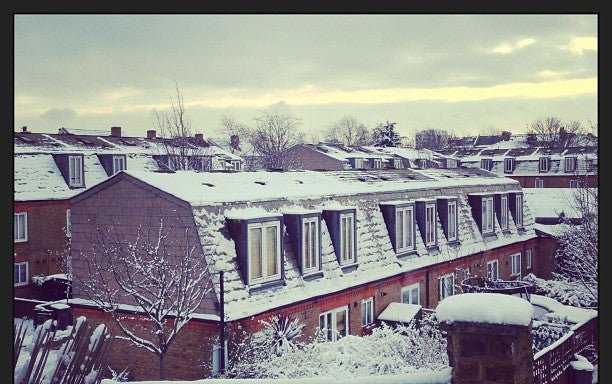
[401,284,420,305]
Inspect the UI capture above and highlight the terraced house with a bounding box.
[67,166,548,380]
[13,126,243,301]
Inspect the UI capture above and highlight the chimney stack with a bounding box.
[22,126,28,133]
[147,130,157,139]
[195,133,205,145]
[111,126,122,137]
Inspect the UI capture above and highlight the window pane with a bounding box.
[406,209,413,247]
[250,227,262,279]
[265,226,278,276]
[411,288,419,304]
[396,210,404,249]
[336,310,346,339]
[14,265,19,282]
[20,265,26,282]
[310,221,317,268]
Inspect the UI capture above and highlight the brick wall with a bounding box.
[14,200,71,298]
[507,175,597,188]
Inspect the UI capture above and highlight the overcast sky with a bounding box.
[14,14,597,140]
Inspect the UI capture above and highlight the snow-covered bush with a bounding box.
[524,273,597,308]
[229,314,448,379]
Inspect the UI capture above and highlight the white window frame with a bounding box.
[564,157,576,172]
[504,158,514,173]
[462,268,470,282]
[229,160,241,171]
[439,273,455,300]
[515,194,523,227]
[535,179,544,188]
[481,196,494,234]
[319,306,349,341]
[302,217,319,274]
[361,297,374,327]
[395,205,415,253]
[500,195,508,231]
[401,283,420,305]
[66,209,72,237]
[425,203,437,246]
[570,180,579,188]
[247,221,282,285]
[510,253,522,279]
[14,212,28,242]
[393,159,401,169]
[14,262,29,286]
[339,212,356,265]
[539,157,549,172]
[526,249,532,269]
[447,200,458,242]
[112,155,126,174]
[373,158,382,169]
[354,158,364,169]
[481,158,492,171]
[487,259,499,281]
[447,159,457,168]
[68,155,84,187]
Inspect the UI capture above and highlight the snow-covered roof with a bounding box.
[120,168,519,206]
[523,188,588,220]
[436,293,533,326]
[378,303,422,323]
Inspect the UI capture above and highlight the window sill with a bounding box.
[247,279,285,294]
[14,239,28,243]
[482,232,498,241]
[340,263,359,273]
[302,270,324,281]
[397,250,418,259]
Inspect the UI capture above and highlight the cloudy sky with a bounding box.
[14,14,597,140]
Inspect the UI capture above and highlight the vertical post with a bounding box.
[219,270,225,375]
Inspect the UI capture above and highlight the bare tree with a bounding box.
[528,117,584,148]
[74,216,213,380]
[217,114,250,154]
[415,128,449,150]
[249,110,305,170]
[324,115,370,146]
[152,83,203,170]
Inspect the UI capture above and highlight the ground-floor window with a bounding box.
[14,262,28,286]
[401,283,420,305]
[319,306,349,341]
[361,298,374,327]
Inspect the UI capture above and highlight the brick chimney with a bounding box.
[111,126,122,137]
[147,130,157,139]
[195,133,205,145]
[22,126,28,133]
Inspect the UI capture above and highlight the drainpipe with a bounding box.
[219,270,225,375]
[425,270,430,308]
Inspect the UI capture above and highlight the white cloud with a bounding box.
[492,38,535,54]
[563,37,597,55]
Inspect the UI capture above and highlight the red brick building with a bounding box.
[68,167,546,380]
[14,126,243,301]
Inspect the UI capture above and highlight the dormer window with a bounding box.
[284,211,322,277]
[446,159,457,168]
[353,158,364,169]
[113,155,126,174]
[372,158,382,169]
[415,200,437,248]
[393,159,402,169]
[226,214,284,287]
[504,158,515,173]
[69,155,84,187]
[380,201,415,255]
[564,157,577,172]
[539,157,549,172]
[468,193,495,235]
[436,197,458,243]
[495,193,509,231]
[323,208,357,267]
[508,192,524,229]
[480,158,492,171]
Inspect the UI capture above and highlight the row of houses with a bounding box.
[13,126,592,380]
[287,141,597,189]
